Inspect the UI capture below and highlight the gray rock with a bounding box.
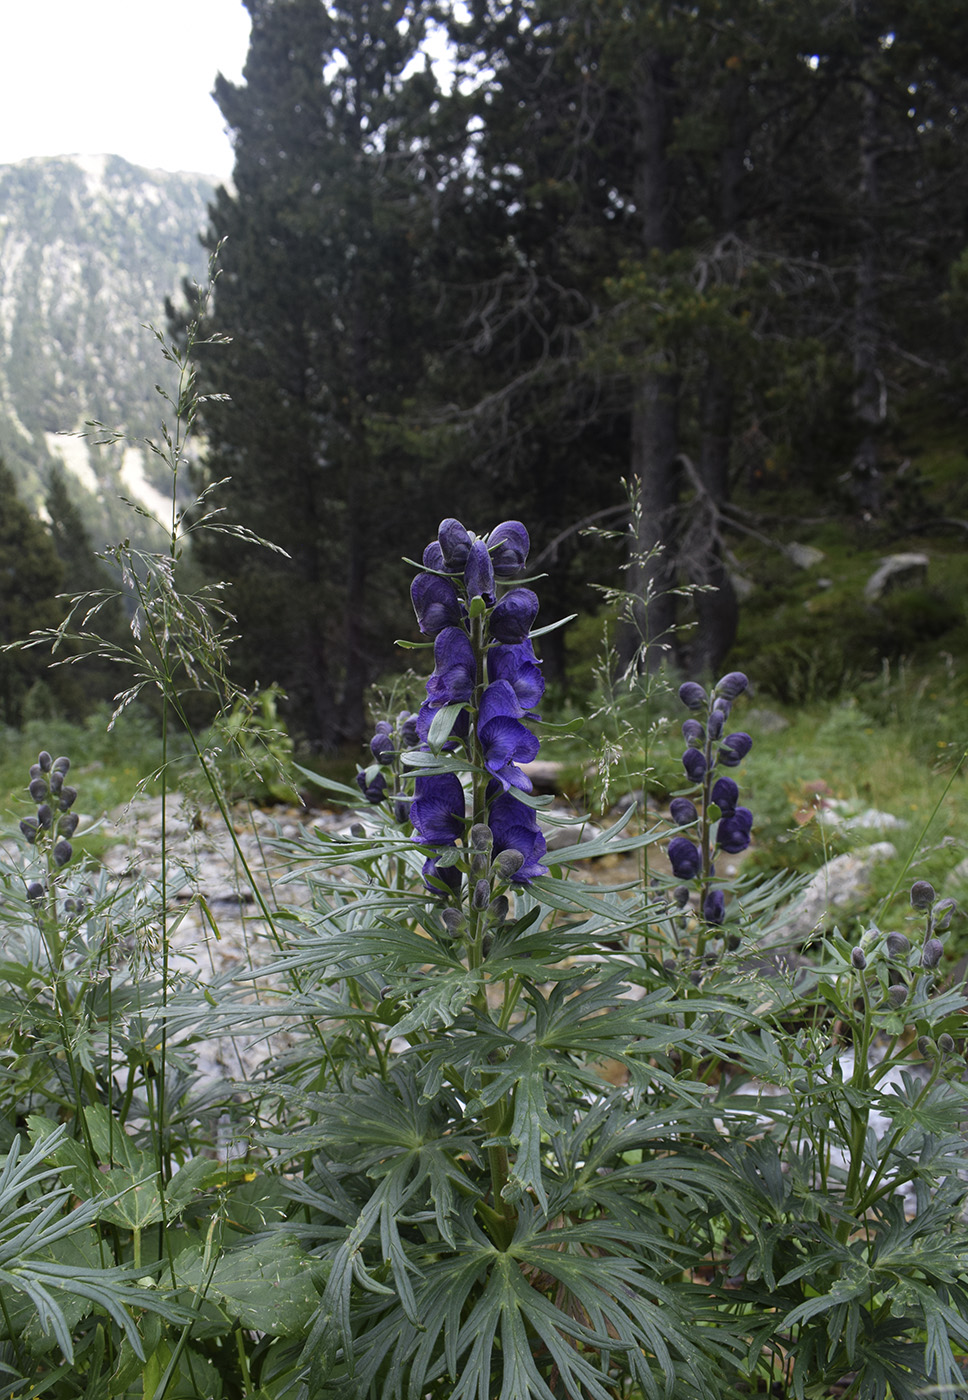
[772,842,896,942]
[785,542,825,569]
[744,707,789,735]
[863,552,929,602]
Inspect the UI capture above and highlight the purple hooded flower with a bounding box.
[415,701,470,745]
[423,857,462,898]
[425,627,476,708]
[356,769,388,804]
[707,710,725,740]
[369,721,395,763]
[410,772,466,845]
[398,712,419,749]
[411,573,463,637]
[438,518,472,572]
[703,890,725,925]
[712,697,732,718]
[718,732,753,768]
[422,541,446,571]
[487,641,544,714]
[487,520,530,577]
[710,777,738,815]
[679,682,707,711]
[489,588,539,644]
[716,672,749,700]
[668,837,701,880]
[464,539,496,604]
[478,681,539,791]
[669,797,699,826]
[682,719,705,747]
[716,806,753,854]
[488,790,548,884]
[682,748,707,784]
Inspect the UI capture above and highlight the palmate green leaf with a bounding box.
[391,966,486,1036]
[350,1204,724,1400]
[175,1234,322,1336]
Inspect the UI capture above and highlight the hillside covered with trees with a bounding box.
[181,0,968,751]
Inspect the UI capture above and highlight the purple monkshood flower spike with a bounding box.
[668,837,702,880]
[478,681,539,791]
[464,539,496,604]
[669,797,699,825]
[488,789,548,884]
[679,682,707,711]
[410,772,466,846]
[710,777,738,814]
[489,588,539,644]
[425,627,476,708]
[487,641,544,714]
[682,748,707,784]
[487,520,530,577]
[411,573,463,637]
[718,732,753,768]
[717,807,753,854]
[438,518,472,572]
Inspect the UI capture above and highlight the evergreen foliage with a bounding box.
[189,0,449,750]
[0,461,71,725]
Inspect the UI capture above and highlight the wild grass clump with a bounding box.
[0,292,967,1398]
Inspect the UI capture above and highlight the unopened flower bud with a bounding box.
[921,938,943,969]
[29,763,42,780]
[918,1035,934,1058]
[885,932,910,959]
[393,798,410,825]
[726,932,741,951]
[716,671,749,700]
[673,885,690,908]
[938,1033,955,1055]
[28,778,47,801]
[58,786,77,811]
[910,880,936,911]
[489,895,510,925]
[851,947,867,970]
[52,756,70,775]
[707,709,725,740]
[49,771,63,794]
[441,908,465,935]
[350,822,366,838]
[887,984,908,1009]
[36,804,53,830]
[54,839,72,868]
[470,824,493,851]
[472,878,491,911]
[38,751,52,772]
[678,681,707,711]
[681,719,705,747]
[494,849,525,880]
[20,818,38,844]
[703,890,725,925]
[26,881,45,901]
[58,812,79,838]
[933,898,957,931]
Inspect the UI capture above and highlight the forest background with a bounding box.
[4,0,968,759]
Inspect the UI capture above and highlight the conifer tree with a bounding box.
[0,461,68,725]
[189,0,442,749]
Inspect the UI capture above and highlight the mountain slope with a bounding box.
[0,154,214,544]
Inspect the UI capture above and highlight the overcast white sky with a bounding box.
[0,0,252,180]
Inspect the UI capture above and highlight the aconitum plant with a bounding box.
[667,671,753,953]
[407,518,548,903]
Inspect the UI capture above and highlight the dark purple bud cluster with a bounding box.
[21,752,76,869]
[356,711,419,807]
[407,518,548,895]
[667,674,754,918]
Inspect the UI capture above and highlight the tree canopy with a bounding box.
[184,0,968,745]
